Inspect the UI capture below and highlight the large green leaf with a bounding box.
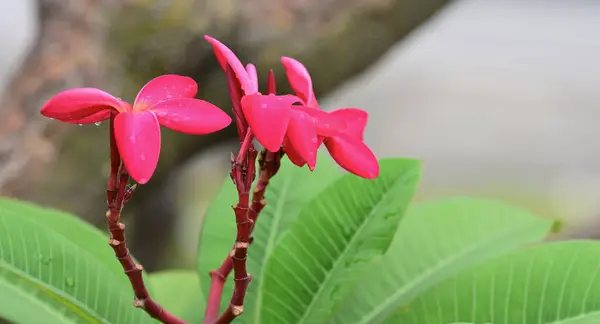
[196,154,341,306]
[331,197,552,324]
[149,270,204,323]
[389,241,600,324]
[243,154,342,323]
[258,158,422,324]
[0,198,152,324]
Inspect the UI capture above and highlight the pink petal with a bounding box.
[281,56,319,108]
[329,108,368,140]
[246,64,258,91]
[325,134,379,179]
[63,110,112,125]
[286,110,320,170]
[134,75,198,109]
[240,94,300,152]
[40,88,124,123]
[150,98,232,134]
[204,35,257,94]
[283,137,307,167]
[114,111,161,184]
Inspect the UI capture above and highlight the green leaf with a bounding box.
[331,197,553,324]
[196,154,341,307]
[149,270,204,324]
[0,198,152,324]
[389,241,600,324]
[243,154,342,323]
[258,158,422,324]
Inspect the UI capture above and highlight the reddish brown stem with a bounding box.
[250,149,284,221]
[106,115,186,324]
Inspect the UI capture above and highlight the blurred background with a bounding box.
[0,0,598,272]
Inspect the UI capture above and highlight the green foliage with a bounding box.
[331,197,552,323]
[6,154,600,324]
[389,241,600,324]
[149,270,204,324]
[0,198,152,324]
[257,158,421,323]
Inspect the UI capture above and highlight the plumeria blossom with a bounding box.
[40,75,232,184]
[204,36,319,167]
[203,35,379,178]
[281,57,379,178]
[247,57,379,179]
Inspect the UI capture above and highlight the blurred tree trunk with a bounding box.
[0,0,448,270]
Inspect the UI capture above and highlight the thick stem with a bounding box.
[106,120,186,324]
[250,149,284,222]
[205,71,284,324]
[203,257,233,324]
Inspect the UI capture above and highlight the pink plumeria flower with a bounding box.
[279,57,379,179]
[204,35,316,166]
[40,75,232,184]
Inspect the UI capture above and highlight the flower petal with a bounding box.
[281,56,319,108]
[329,108,368,140]
[114,111,161,184]
[40,88,123,123]
[150,98,232,134]
[240,94,300,152]
[283,137,306,167]
[286,110,319,170]
[246,63,258,91]
[134,74,198,109]
[63,110,112,125]
[204,35,257,94]
[325,134,379,179]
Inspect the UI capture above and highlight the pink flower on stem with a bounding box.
[280,56,379,179]
[204,35,316,167]
[40,75,232,184]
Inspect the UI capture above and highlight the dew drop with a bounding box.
[140,154,146,161]
[78,124,83,126]
[65,277,75,287]
[165,94,172,99]
[324,123,331,128]
[311,137,318,143]
[42,257,52,265]
[94,121,102,126]
[261,104,268,109]
[129,135,135,142]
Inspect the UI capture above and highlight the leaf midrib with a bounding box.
[298,167,416,324]
[354,220,546,324]
[252,172,294,324]
[0,260,107,323]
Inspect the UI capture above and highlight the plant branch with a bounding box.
[106,115,186,324]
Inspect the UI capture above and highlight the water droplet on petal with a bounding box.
[324,123,331,128]
[165,94,172,99]
[129,135,135,142]
[261,104,268,109]
[78,124,83,126]
[65,277,75,287]
[94,121,102,126]
[311,137,318,143]
[140,154,146,161]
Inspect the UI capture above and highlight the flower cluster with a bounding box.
[205,36,380,179]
